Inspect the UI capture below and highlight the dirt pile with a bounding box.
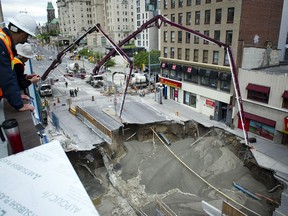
[116,128,280,215]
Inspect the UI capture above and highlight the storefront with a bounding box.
[159,76,182,102]
[282,116,288,145]
[238,112,276,141]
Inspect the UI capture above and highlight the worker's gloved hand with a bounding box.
[30,75,41,83]
[21,94,30,101]
[18,104,35,112]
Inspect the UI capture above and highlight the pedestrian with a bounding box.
[0,13,37,111]
[14,43,40,95]
[74,89,78,97]
[65,81,68,88]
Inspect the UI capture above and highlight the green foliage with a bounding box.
[78,48,116,67]
[133,50,160,68]
[105,58,116,68]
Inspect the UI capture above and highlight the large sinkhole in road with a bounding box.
[66,124,283,216]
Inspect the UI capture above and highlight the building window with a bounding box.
[219,72,231,92]
[164,0,168,9]
[178,31,182,43]
[171,0,175,8]
[171,31,175,43]
[203,50,208,63]
[171,14,175,22]
[204,10,210,24]
[206,0,211,3]
[194,49,199,62]
[227,7,234,23]
[246,83,270,104]
[224,52,229,65]
[186,32,191,43]
[226,30,233,44]
[178,13,183,25]
[199,69,218,88]
[215,9,222,24]
[179,0,183,7]
[185,49,190,61]
[186,12,192,25]
[187,0,192,6]
[213,51,219,64]
[195,11,200,25]
[194,31,199,44]
[164,47,168,58]
[184,91,197,108]
[164,31,168,42]
[282,91,288,109]
[170,47,175,58]
[177,48,182,59]
[214,30,220,41]
[183,66,198,83]
[203,30,209,44]
[196,0,201,5]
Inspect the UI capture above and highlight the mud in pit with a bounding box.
[115,129,281,216]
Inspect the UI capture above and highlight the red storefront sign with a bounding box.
[159,77,182,88]
[285,116,288,131]
[206,99,215,107]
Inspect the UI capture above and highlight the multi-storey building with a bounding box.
[159,0,285,144]
[103,0,134,44]
[56,0,93,37]
[134,0,160,51]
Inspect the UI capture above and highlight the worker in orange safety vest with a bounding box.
[14,43,40,95]
[0,13,37,111]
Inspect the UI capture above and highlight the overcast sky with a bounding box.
[1,0,58,25]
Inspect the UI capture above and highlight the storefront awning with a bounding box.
[219,72,231,81]
[210,71,218,79]
[161,62,168,69]
[198,69,209,77]
[182,66,198,75]
[168,64,182,72]
[282,90,288,99]
[242,111,276,127]
[246,83,270,94]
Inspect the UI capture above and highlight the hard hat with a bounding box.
[8,13,37,36]
[16,42,34,58]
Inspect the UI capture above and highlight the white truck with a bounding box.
[130,73,148,88]
[66,62,80,73]
[39,83,52,97]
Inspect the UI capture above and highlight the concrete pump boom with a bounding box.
[93,14,249,147]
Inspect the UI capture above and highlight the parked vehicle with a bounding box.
[86,75,106,88]
[39,83,52,97]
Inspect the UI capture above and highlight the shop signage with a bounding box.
[285,116,288,131]
[159,77,182,88]
[206,99,215,107]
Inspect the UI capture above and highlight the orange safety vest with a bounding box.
[0,29,15,97]
[13,57,23,65]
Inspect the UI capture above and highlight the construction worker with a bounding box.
[14,43,40,95]
[0,13,37,111]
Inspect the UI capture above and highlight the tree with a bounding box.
[133,50,160,69]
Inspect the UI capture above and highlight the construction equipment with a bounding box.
[92,14,249,146]
[40,15,249,146]
[130,73,148,88]
[41,26,97,81]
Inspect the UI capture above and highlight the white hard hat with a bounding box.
[16,42,34,58]
[8,13,37,36]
